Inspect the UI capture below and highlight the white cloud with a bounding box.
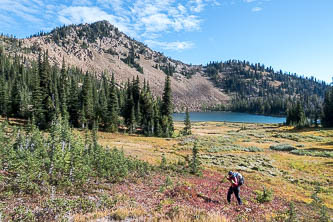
[59,6,113,24]
[145,40,194,51]
[0,0,42,23]
[252,6,262,12]
[72,0,93,6]
[58,6,135,35]
[189,0,205,13]
[243,0,269,12]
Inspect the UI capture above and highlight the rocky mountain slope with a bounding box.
[0,20,328,113]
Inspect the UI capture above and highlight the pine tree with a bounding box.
[106,73,119,132]
[153,102,162,137]
[182,107,191,135]
[80,73,94,128]
[286,101,307,127]
[51,66,61,120]
[132,76,141,125]
[124,93,136,133]
[322,87,333,127]
[0,76,10,118]
[124,79,136,133]
[32,59,45,127]
[38,51,54,129]
[98,87,108,128]
[141,90,154,136]
[190,142,201,175]
[11,74,21,117]
[161,75,174,137]
[59,58,69,120]
[68,77,80,127]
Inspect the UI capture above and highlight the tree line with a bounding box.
[283,86,332,127]
[0,47,174,137]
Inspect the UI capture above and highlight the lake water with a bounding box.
[173,112,286,124]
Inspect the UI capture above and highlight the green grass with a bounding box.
[208,145,263,153]
[290,149,333,158]
[273,133,325,143]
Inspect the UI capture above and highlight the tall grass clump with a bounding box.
[0,119,151,194]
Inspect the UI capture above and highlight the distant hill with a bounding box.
[0,20,328,115]
[204,61,328,118]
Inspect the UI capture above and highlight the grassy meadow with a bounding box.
[1,118,333,221]
[97,121,333,220]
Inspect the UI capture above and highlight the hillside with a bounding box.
[204,61,328,117]
[0,20,328,113]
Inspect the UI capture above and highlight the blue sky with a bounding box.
[1,0,332,83]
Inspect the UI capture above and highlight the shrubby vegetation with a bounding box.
[208,145,263,153]
[290,149,333,158]
[255,186,274,203]
[311,186,330,222]
[158,143,202,176]
[269,144,296,151]
[0,119,151,195]
[121,43,144,74]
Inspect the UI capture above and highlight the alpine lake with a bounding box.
[173,111,286,124]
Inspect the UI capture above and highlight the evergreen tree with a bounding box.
[59,57,69,120]
[80,73,94,128]
[0,76,10,118]
[132,76,141,125]
[153,102,162,137]
[124,79,136,133]
[68,77,80,127]
[98,87,108,128]
[286,101,307,127]
[106,73,119,132]
[38,51,54,129]
[32,58,45,127]
[161,75,174,137]
[182,107,191,136]
[322,87,333,127]
[190,143,201,175]
[141,89,154,136]
[125,94,136,133]
[11,74,21,117]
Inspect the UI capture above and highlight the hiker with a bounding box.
[226,171,242,205]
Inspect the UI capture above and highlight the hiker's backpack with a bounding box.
[234,172,244,186]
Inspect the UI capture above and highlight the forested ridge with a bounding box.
[0,46,174,136]
[204,60,329,120]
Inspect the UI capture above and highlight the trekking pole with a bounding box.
[214,175,227,193]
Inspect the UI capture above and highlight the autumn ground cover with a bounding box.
[1,118,332,221]
[96,121,333,221]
